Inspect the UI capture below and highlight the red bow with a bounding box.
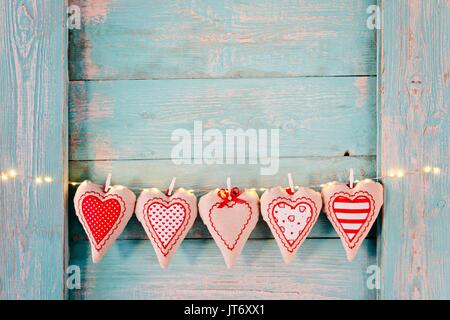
[285,187,295,195]
[217,187,246,208]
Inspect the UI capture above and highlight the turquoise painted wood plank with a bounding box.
[0,1,67,299]
[69,77,377,160]
[68,0,377,80]
[65,0,380,301]
[69,239,377,299]
[379,0,450,299]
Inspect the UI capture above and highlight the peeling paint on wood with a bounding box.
[65,0,380,300]
[379,0,450,300]
[68,0,377,80]
[69,239,377,300]
[0,0,67,299]
[78,0,110,25]
[69,77,377,160]
[64,0,384,299]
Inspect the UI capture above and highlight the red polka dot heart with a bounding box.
[74,181,136,263]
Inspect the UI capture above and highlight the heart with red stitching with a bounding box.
[136,188,197,269]
[199,188,259,268]
[209,201,252,251]
[74,181,136,263]
[261,187,322,263]
[322,180,383,261]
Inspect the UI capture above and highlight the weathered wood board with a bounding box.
[1,0,446,301]
[69,0,377,80]
[69,77,377,160]
[69,239,377,300]
[66,0,379,300]
[0,0,67,299]
[378,0,450,299]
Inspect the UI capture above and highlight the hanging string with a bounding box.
[1,165,448,193]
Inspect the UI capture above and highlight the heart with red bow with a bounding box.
[135,188,197,269]
[199,187,259,268]
[322,179,383,261]
[74,181,136,263]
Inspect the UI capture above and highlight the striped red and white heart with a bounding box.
[199,188,259,268]
[135,188,197,269]
[322,180,383,261]
[261,187,322,263]
[74,181,136,263]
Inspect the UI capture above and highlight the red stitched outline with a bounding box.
[208,200,253,251]
[267,197,319,253]
[143,197,191,257]
[77,191,127,251]
[147,201,187,249]
[327,191,376,249]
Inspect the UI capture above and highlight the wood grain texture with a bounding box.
[69,239,377,300]
[0,0,67,299]
[66,0,380,300]
[68,0,377,80]
[379,0,450,299]
[69,77,377,160]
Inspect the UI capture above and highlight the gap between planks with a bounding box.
[69,74,377,82]
[68,155,376,162]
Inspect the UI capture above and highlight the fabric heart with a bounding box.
[261,187,322,263]
[135,188,197,269]
[74,181,136,263]
[322,180,383,261]
[199,188,259,268]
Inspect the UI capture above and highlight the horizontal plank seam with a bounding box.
[69,74,377,83]
[69,155,377,162]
